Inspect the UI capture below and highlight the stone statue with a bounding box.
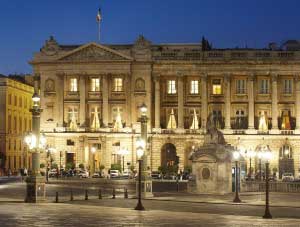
[205,113,225,145]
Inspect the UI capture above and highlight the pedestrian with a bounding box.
[24,168,28,176]
[8,169,12,177]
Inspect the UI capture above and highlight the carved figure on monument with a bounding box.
[135,78,145,91]
[41,36,60,56]
[45,79,55,92]
[205,113,225,145]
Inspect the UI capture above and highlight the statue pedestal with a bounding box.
[188,144,233,195]
[25,176,46,203]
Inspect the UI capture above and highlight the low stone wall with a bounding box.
[242,181,300,193]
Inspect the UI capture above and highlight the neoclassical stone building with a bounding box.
[31,36,300,178]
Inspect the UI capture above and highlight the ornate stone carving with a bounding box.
[134,35,151,49]
[41,36,60,56]
[61,45,128,61]
[205,113,226,145]
[135,78,145,91]
[45,78,55,92]
[247,73,256,82]
[271,73,278,82]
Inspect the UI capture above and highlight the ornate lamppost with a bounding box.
[139,103,152,197]
[24,75,46,203]
[233,150,242,203]
[135,138,145,211]
[247,149,256,179]
[91,147,96,175]
[262,148,273,219]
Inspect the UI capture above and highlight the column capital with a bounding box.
[153,73,161,82]
[247,73,256,82]
[294,74,300,82]
[224,73,231,83]
[201,73,208,81]
[270,73,278,82]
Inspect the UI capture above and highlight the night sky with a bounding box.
[1,0,300,75]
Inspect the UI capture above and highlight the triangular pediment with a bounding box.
[58,43,133,62]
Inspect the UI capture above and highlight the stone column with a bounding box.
[79,75,86,126]
[102,74,109,127]
[201,74,208,130]
[271,73,279,132]
[154,76,161,128]
[177,76,184,129]
[295,75,300,131]
[224,74,231,130]
[247,74,255,131]
[56,73,64,127]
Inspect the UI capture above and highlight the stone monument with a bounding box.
[188,114,234,194]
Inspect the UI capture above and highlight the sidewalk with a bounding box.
[149,192,300,208]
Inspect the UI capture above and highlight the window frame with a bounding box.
[91,78,100,92]
[190,80,199,94]
[70,78,78,92]
[113,78,123,92]
[212,79,222,95]
[167,80,177,94]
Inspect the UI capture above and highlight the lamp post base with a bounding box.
[25,175,46,203]
[134,201,145,211]
[233,196,242,203]
[263,210,272,219]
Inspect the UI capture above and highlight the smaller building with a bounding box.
[0,75,34,175]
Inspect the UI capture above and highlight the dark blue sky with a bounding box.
[0,0,300,75]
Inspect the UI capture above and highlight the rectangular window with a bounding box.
[14,96,17,106]
[190,80,199,94]
[167,80,177,94]
[24,97,27,108]
[70,78,78,92]
[8,115,11,131]
[91,78,100,91]
[283,79,292,94]
[212,79,222,95]
[236,79,246,94]
[114,78,123,92]
[260,79,269,94]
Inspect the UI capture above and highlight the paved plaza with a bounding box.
[0,180,300,226]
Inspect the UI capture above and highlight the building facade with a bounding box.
[31,36,300,178]
[0,76,33,175]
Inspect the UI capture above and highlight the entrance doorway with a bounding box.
[161,143,177,167]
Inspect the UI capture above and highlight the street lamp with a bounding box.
[118,147,129,172]
[135,138,145,211]
[24,75,46,203]
[91,147,96,175]
[233,150,242,203]
[262,148,273,219]
[247,149,256,179]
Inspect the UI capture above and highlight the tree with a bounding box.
[79,163,85,170]
[111,164,121,172]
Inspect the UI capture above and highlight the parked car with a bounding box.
[151,171,161,179]
[282,173,294,182]
[122,170,131,179]
[92,172,101,178]
[48,169,58,178]
[110,170,120,178]
[78,170,89,178]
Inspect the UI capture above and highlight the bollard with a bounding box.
[55,192,59,203]
[124,188,128,199]
[112,188,116,199]
[70,189,74,201]
[98,189,102,199]
[85,189,88,200]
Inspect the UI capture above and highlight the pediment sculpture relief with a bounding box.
[60,45,128,61]
[41,36,60,56]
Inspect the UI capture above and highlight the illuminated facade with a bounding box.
[31,36,300,178]
[0,76,33,175]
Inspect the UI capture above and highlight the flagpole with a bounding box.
[98,21,101,43]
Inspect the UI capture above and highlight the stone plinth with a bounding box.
[25,176,46,203]
[188,143,233,195]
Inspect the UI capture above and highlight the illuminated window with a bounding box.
[114,78,123,92]
[283,79,292,94]
[259,79,269,94]
[70,78,78,92]
[190,80,199,94]
[236,79,246,94]
[167,80,176,94]
[91,78,100,91]
[212,79,222,95]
